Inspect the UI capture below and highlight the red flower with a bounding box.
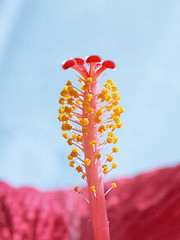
[0,165,180,240]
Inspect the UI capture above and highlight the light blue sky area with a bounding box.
[0,0,180,190]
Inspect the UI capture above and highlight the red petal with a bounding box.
[74,58,85,65]
[102,60,116,69]
[62,59,76,70]
[86,55,101,63]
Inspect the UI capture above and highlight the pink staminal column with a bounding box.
[61,55,121,240]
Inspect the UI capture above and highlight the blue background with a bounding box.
[0,0,180,190]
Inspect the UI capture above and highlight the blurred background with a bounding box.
[0,0,179,190]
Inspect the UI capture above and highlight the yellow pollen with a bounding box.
[107,79,114,85]
[86,77,93,84]
[116,123,123,128]
[111,85,118,92]
[68,155,73,160]
[93,116,102,124]
[80,118,89,126]
[66,81,72,86]
[90,186,96,193]
[76,135,83,142]
[82,101,90,108]
[111,163,117,169]
[112,147,118,153]
[74,186,79,192]
[107,155,113,162]
[59,98,66,105]
[67,138,73,146]
[62,132,69,139]
[76,166,83,173]
[85,93,93,102]
[95,153,101,159]
[98,125,106,133]
[69,161,75,167]
[84,158,91,166]
[72,133,77,140]
[111,183,117,188]
[96,109,104,116]
[90,140,97,147]
[82,174,86,179]
[82,127,89,133]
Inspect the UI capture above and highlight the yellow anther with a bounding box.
[109,124,117,131]
[102,88,109,95]
[98,125,106,133]
[107,137,113,143]
[107,79,114,85]
[71,148,78,157]
[112,147,118,153]
[73,91,79,98]
[85,107,94,114]
[66,81,72,86]
[96,109,104,116]
[76,166,83,173]
[68,155,73,160]
[107,155,113,162]
[75,100,81,105]
[111,163,117,169]
[69,161,75,167]
[61,114,69,122]
[116,123,123,128]
[108,131,114,137]
[80,118,89,126]
[61,122,72,131]
[67,138,73,146]
[111,85,118,92]
[84,158,91,166]
[76,135,83,142]
[82,101,90,108]
[112,100,120,106]
[59,97,66,105]
[104,82,112,90]
[90,140,97,147]
[85,93,93,102]
[74,186,79,192]
[82,127,89,133]
[86,77,93,84]
[112,92,121,100]
[81,84,89,91]
[78,78,83,83]
[62,132,69,139]
[113,136,118,144]
[106,105,114,111]
[72,134,77,140]
[113,116,120,123]
[65,106,72,113]
[104,93,112,102]
[95,153,101,159]
[102,165,108,174]
[58,107,65,114]
[111,183,117,188]
[90,186,96,193]
[82,174,86,179]
[93,116,102,124]
[60,86,69,97]
[67,98,74,105]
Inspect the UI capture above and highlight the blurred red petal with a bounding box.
[0,165,180,240]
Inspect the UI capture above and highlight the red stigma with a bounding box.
[62,59,76,70]
[74,58,85,65]
[86,55,101,63]
[102,60,116,69]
